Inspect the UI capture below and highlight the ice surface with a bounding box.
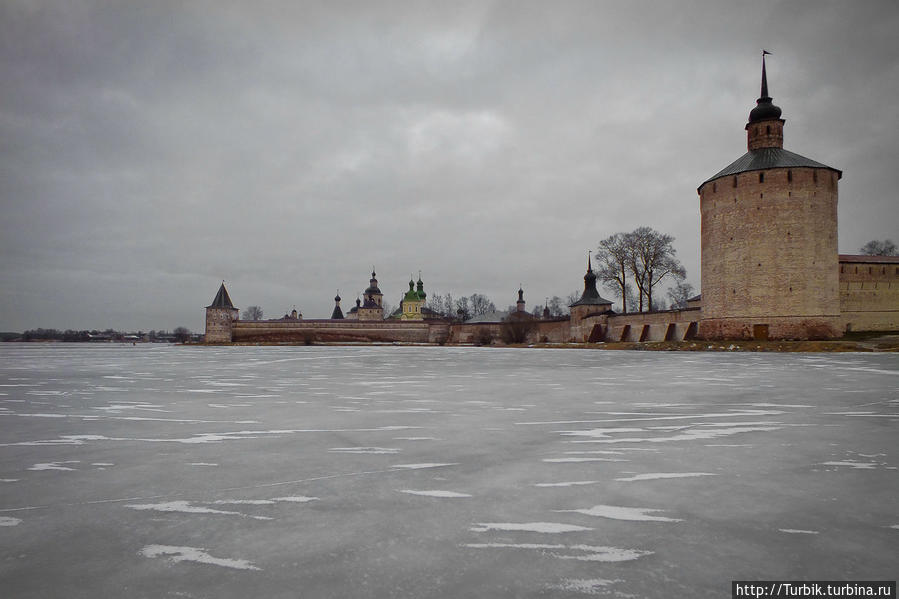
[0,344,896,598]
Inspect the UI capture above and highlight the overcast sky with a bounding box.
[1,1,897,332]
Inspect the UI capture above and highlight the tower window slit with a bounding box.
[759,172,764,183]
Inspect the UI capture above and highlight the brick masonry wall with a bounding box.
[602,309,699,342]
[204,308,238,343]
[231,320,448,344]
[838,259,899,331]
[698,166,840,339]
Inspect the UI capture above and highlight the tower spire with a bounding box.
[760,50,771,98]
[747,51,783,149]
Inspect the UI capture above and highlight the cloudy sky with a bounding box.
[1,1,897,332]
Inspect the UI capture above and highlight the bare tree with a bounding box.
[667,280,695,309]
[860,239,897,256]
[242,305,263,320]
[455,296,471,321]
[468,293,496,317]
[500,316,537,344]
[547,296,566,317]
[627,227,686,312]
[173,326,191,343]
[595,233,632,313]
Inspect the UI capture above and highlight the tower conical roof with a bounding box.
[207,282,235,309]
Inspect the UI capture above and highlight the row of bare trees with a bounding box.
[594,227,687,313]
[427,293,496,321]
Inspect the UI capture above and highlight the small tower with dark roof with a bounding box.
[698,54,841,340]
[568,254,614,341]
[364,269,383,307]
[204,281,239,343]
[570,254,613,315]
[358,270,384,321]
[516,286,526,313]
[331,292,344,320]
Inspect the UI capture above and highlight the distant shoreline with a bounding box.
[202,336,899,352]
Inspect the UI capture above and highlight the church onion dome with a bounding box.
[364,269,381,295]
[334,293,341,302]
[403,279,420,302]
[749,98,782,123]
[748,54,782,124]
[699,147,841,190]
[416,275,426,300]
[207,282,236,309]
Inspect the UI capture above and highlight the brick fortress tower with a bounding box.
[204,282,239,343]
[697,54,842,340]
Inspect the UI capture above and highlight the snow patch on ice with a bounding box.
[391,463,458,469]
[139,545,261,571]
[0,516,23,526]
[271,496,318,503]
[464,542,650,562]
[0,478,20,482]
[819,461,877,470]
[534,481,599,488]
[557,505,682,522]
[543,457,627,463]
[615,472,716,482]
[126,500,271,520]
[547,578,622,594]
[28,460,80,471]
[779,529,819,534]
[189,462,219,466]
[329,447,401,454]
[471,522,592,533]
[399,490,471,498]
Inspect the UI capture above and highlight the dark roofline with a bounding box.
[839,254,899,264]
[699,147,841,191]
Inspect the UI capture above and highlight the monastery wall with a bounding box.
[603,309,699,342]
[231,320,449,344]
[839,259,899,332]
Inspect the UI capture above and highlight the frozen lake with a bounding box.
[1,344,896,598]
